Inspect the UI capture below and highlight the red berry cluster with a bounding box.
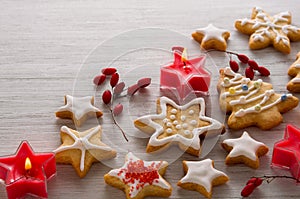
[227,52,270,80]
[93,67,152,141]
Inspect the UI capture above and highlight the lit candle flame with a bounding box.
[181,48,188,63]
[25,157,32,171]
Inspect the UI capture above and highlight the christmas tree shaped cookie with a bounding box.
[217,67,298,130]
[287,52,300,92]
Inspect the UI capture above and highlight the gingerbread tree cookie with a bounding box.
[217,67,299,130]
[235,7,300,54]
[287,52,300,92]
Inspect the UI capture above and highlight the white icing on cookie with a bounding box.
[178,159,228,193]
[222,131,267,161]
[107,153,171,198]
[293,64,300,68]
[54,125,114,171]
[196,24,229,44]
[57,95,101,121]
[291,78,300,83]
[135,97,224,156]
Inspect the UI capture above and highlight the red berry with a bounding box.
[241,183,256,197]
[114,82,125,95]
[247,177,263,187]
[113,103,123,116]
[258,66,270,76]
[237,54,249,64]
[110,73,119,88]
[248,60,259,70]
[102,90,112,104]
[101,67,117,75]
[127,84,140,96]
[229,60,239,72]
[245,67,255,80]
[93,74,106,86]
[137,78,151,88]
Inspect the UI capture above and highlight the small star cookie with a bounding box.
[235,7,300,54]
[287,52,300,92]
[56,95,103,126]
[104,152,172,199]
[222,131,269,169]
[134,96,225,157]
[192,24,230,51]
[54,125,116,178]
[177,159,229,199]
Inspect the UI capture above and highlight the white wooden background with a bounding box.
[1,0,300,198]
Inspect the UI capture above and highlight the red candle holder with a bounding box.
[271,124,300,181]
[0,141,56,199]
[160,47,211,102]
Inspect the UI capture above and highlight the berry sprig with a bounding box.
[93,67,151,142]
[241,175,300,197]
[205,50,270,80]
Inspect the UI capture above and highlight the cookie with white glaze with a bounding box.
[134,96,225,157]
[222,131,269,169]
[235,7,300,54]
[217,67,298,130]
[287,52,300,92]
[177,159,229,198]
[104,152,172,199]
[192,24,230,51]
[56,95,103,126]
[54,125,116,178]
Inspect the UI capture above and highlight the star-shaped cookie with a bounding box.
[104,152,172,199]
[54,125,116,178]
[287,52,300,92]
[134,96,224,157]
[235,7,300,54]
[192,24,230,51]
[222,131,269,169]
[56,95,103,126]
[272,125,300,181]
[177,159,229,199]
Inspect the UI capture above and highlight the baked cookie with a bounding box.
[104,152,172,199]
[287,52,300,92]
[217,67,299,130]
[177,159,229,199]
[56,95,103,127]
[54,125,116,178]
[221,131,269,169]
[134,96,225,157]
[235,7,300,54]
[192,24,230,51]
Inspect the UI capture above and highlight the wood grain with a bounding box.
[1,0,300,198]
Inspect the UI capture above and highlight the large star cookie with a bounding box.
[192,24,230,51]
[272,125,300,181]
[235,7,300,54]
[177,159,229,199]
[54,125,116,178]
[222,131,269,169]
[287,52,300,92]
[217,67,299,130]
[56,95,103,126]
[134,96,224,157]
[104,152,172,199]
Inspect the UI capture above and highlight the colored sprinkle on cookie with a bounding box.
[104,152,172,199]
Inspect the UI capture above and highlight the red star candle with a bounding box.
[0,141,56,199]
[160,47,211,101]
[272,125,300,180]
